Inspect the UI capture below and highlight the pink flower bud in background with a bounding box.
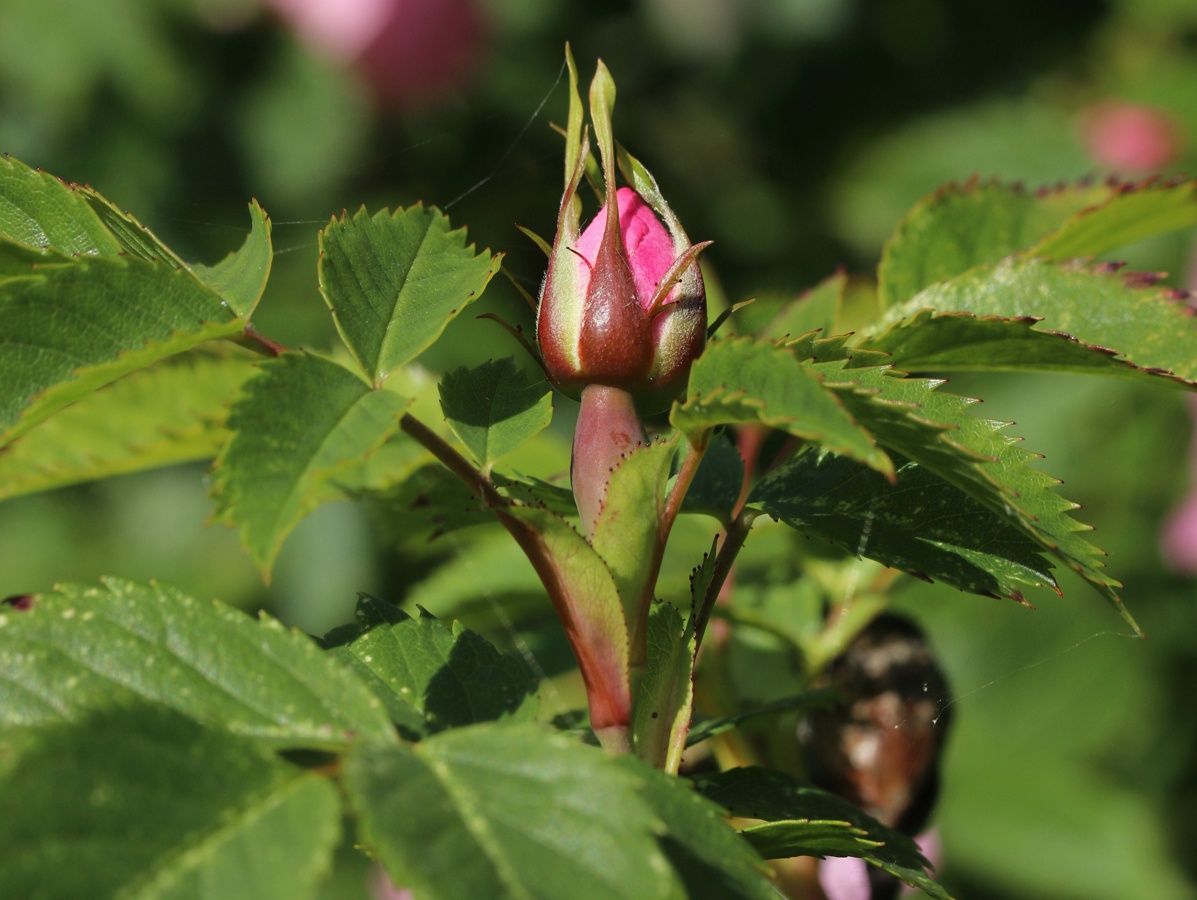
[1080,101,1184,172]
[1162,394,1197,574]
[266,0,485,109]
[819,831,942,900]
[369,865,412,900]
[1162,496,1197,573]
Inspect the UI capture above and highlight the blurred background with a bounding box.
[4,0,1197,896]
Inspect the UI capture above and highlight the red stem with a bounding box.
[400,413,631,741]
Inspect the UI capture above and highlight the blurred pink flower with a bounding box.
[1162,394,1197,574]
[819,830,942,900]
[266,0,485,108]
[369,864,413,900]
[1081,102,1184,172]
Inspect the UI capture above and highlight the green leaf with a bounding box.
[814,358,1137,633]
[344,724,687,900]
[630,601,695,772]
[0,706,341,900]
[1031,176,1197,261]
[680,431,745,523]
[860,257,1197,387]
[322,595,539,741]
[689,535,720,613]
[0,349,254,503]
[319,204,501,385]
[75,184,190,267]
[0,162,272,449]
[755,271,845,341]
[0,154,122,257]
[877,176,1197,311]
[211,352,409,576]
[749,450,1058,602]
[189,200,274,317]
[877,178,1109,309]
[611,757,776,900]
[438,357,552,470]
[693,767,951,899]
[670,337,891,477]
[685,690,837,748]
[0,255,246,449]
[0,578,393,747]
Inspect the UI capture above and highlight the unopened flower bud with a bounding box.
[536,57,708,412]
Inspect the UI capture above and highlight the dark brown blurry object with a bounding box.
[803,614,952,899]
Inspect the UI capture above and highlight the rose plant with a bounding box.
[2,47,1197,900]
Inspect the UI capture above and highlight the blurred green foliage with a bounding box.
[4,0,1197,896]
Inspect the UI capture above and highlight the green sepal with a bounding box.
[591,437,677,658]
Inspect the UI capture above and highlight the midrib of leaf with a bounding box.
[264,389,390,541]
[375,215,437,380]
[425,753,536,900]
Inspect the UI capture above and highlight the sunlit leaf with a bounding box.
[0,349,253,502]
[0,257,245,449]
[0,578,393,747]
[319,205,501,385]
[877,176,1197,311]
[211,352,408,576]
[1031,177,1197,261]
[0,154,121,257]
[877,178,1110,309]
[0,178,271,449]
[670,337,891,477]
[344,724,687,899]
[861,257,1197,387]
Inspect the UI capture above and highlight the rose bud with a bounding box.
[536,60,709,412]
[537,55,711,536]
